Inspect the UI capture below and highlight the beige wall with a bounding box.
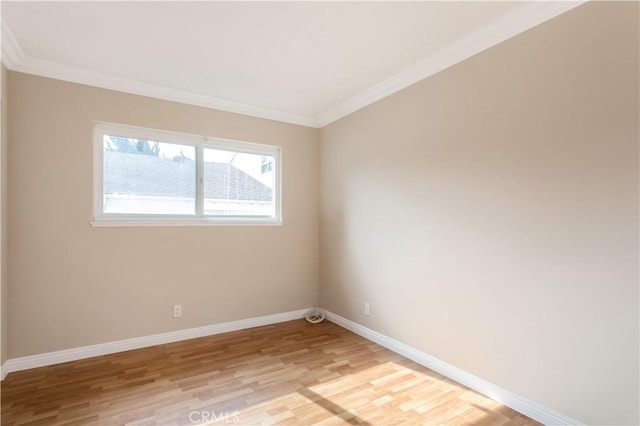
[1,64,7,366]
[320,2,638,425]
[7,72,320,358]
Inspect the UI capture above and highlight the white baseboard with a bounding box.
[1,308,310,379]
[0,307,582,425]
[325,310,582,426]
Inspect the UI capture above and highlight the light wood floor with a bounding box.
[1,320,539,425]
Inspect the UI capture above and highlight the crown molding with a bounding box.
[1,18,23,68]
[315,0,587,127]
[2,2,586,129]
[1,21,319,128]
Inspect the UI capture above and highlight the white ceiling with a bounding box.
[1,1,584,127]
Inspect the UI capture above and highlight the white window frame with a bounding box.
[92,122,282,226]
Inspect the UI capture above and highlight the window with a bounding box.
[93,123,281,225]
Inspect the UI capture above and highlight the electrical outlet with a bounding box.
[364,302,370,316]
[173,304,182,318]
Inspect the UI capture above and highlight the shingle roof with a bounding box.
[104,151,272,201]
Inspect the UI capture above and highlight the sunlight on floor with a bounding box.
[206,361,524,425]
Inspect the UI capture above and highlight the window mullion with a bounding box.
[196,144,204,216]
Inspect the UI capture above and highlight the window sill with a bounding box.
[90,219,282,227]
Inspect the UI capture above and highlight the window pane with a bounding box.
[103,136,196,214]
[203,148,275,217]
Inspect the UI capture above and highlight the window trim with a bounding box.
[92,122,282,226]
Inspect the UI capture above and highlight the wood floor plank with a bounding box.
[1,320,540,425]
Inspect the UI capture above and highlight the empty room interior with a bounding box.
[0,1,638,425]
